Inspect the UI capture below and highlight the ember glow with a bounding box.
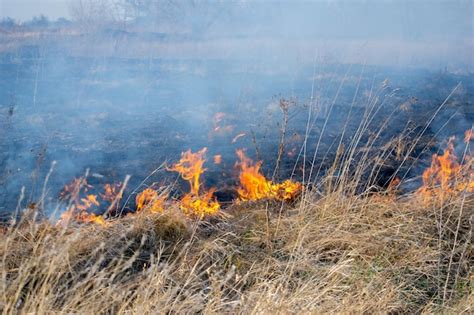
[235,149,302,201]
[169,148,220,218]
[418,133,474,203]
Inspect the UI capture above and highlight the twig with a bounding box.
[272,98,290,182]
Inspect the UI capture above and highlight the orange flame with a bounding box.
[77,194,100,211]
[418,134,473,203]
[100,183,122,203]
[235,149,302,201]
[136,188,165,213]
[422,137,460,190]
[236,149,272,200]
[58,179,108,226]
[169,148,220,218]
[169,148,207,195]
[58,209,106,226]
[180,189,220,218]
[59,178,91,201]
[271,180,304,201]
[77,212,106,226]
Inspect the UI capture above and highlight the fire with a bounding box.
[51,127,472,227]
[59,209,106,226]
[100,183,122,202]
[169,148,207,195]
[271,180,304,201]
[77,212,106,226]
[77,194,100,211]
[73,194,102,225]
[235,149,302,201]
[136,188,165,213]
[58,193,106,226]
[169,148,220,218]
[58,178,109,226]
[235,149,272,200]
[418,134,473,203]
[422,137,460,190]
[180,189,220,218]
[59,178,91,200]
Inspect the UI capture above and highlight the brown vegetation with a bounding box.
[1,183,471,313]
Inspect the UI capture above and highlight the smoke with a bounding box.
[0,0,472,216]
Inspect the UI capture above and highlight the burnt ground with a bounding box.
[0,44,473,218]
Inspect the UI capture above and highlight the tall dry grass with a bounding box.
[1,184,472,313]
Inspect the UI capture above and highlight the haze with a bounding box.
[0,0,70,21]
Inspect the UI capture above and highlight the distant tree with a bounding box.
[69,0,236,34]
[54,18,74,28]
[0,17,17,29]
[121,0,236,34]
[69,0,124,31]
[25,15,50,28]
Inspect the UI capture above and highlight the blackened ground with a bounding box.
[0,46,473,218]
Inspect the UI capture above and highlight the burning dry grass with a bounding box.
[236,149,302,202]
[1,189,472,314]
[1,89,473,312]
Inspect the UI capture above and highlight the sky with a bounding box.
[0,0,70,21]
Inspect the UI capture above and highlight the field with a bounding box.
[1,8,473,314]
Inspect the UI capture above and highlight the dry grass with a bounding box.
[1,189,472,314]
